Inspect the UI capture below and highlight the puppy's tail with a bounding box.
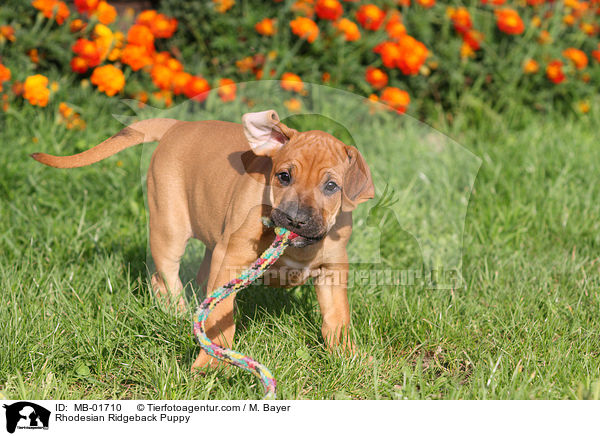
[31,118,178,169]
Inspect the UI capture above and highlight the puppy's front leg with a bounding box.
[191,243,250,370]
[314,263,355,353]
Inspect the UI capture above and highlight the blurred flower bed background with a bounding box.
[0,0,598,128]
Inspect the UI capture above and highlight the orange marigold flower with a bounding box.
[70,19,87,33]
[91,64,125,96]
[577,101,590,114]
[121,44,153,71]
[32,0,70,25]
[461,41,475,59]
[365,67,388,89]
[495,8,525,35]
[74,0,99,14]
[380,87,410,114]
[374,41,401,68]
[290,17,319,43]
[93,23,114,60]
[132,90,149,105]
[255,18,276,36]
[356,4,385,31]
[151,64,175,90]
[0,25,16,42]
[127,24,155,52]
[153,51,172,65]
[315,0,343,21]
[562,47,588,69]
[0,64,11,92]
[70,56,89,73]
[592,46,600,63]
[95,1,116,25]
[172,71,192,95]
[236,56,255,73]
[526,0,545,5]
[531,16,542,28]
[184,76,211,102]
[335,18,361,41]
[546,60,566,84]
[580,22,597,36]
[537,30,552,44]
[563,14,575,26]
[396,34,428,75]
[416,0,435,8]
[292,0,315,18]
[165,58,183,72]
[386,20,406,40]
[462,29,484,51]
[281,72,304,92]
[72,38,101,67]
[23,74,50,107]
[284,98,302,112]
[450,7,472,34]
[136,10,157,27]
[523,59,539,74]
[322,72,331,83]
[218,78,237,102]
[150,13,178,38]
[59,101,73,118]
[213,0,235,13]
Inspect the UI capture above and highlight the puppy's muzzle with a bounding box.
[271,204,326,247]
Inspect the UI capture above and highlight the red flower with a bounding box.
[72,38,101,68]
[396,34,428,75]
[74,0,99,14]
[546,60,566,84]
[315,0,343,21]
[70,56,89,73]
[495,8,525,35]
[562,48,588,70]
[450,7,472,34]
[184,76,211,102]
[290,17,319,42]
[365,67,388,89]
[380,87,410,114]
[374,41,401,68]
[218,78,237,102]
[356,4,385,31]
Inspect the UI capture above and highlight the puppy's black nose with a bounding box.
[282,211,309,229]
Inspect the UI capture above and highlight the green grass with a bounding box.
[1,90,600,400]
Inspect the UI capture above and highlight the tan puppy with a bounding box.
[32,110,374,369]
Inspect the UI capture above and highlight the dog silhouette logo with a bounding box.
[2,402,50,433]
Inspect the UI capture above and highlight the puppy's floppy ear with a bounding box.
[242,110,297,156]
[342,146,375,212]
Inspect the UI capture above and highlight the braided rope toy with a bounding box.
[193,224,298,399]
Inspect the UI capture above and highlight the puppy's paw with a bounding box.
[151,273,187,313]
[191,352,229,373]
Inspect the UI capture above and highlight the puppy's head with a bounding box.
[243,110,374,247]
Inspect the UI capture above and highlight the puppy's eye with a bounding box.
[277,171,291,186]
[324,181,340,194]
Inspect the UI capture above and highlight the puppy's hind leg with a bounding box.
[149,222,190,311]
[147,172,192,311]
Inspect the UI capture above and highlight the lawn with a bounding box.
[1,85,599,400]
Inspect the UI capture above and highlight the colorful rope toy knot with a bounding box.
[193,221,298,399]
